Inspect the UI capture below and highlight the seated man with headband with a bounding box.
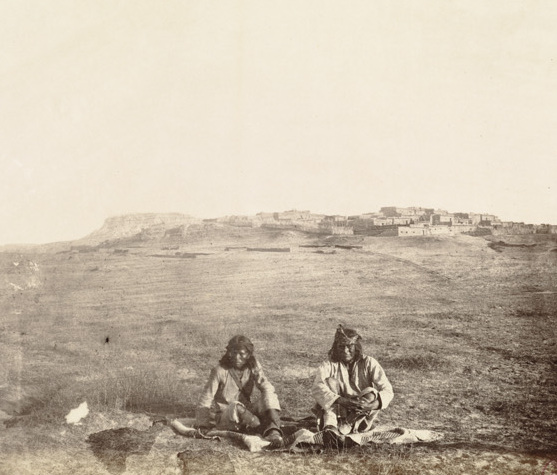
[312,325,394,445]
[195,335,283,445]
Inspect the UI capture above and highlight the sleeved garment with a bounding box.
[196,360,281,428]
[312,355,394,411]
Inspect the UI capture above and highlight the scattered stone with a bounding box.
[65,401,89,424]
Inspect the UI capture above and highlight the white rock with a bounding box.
[65,401,89,424]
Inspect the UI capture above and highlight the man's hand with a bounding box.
[357,399,380,411]
[336,396,361,410]
[336,396,380,411]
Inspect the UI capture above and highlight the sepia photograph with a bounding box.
[1,1,556,474]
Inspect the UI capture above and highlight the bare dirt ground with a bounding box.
[0,229,556,474]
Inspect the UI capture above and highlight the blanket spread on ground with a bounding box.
[170,418,443,452]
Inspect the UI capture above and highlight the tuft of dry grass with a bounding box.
[382,354,450,372]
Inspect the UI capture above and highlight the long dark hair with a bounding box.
[219,335,258,370]
[328,326,363,363]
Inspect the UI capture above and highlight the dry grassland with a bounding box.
[0,231,556,474]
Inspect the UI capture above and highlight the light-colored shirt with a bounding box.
[196,361,281,427]
[312,355,394,411]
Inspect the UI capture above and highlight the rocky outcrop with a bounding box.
[75,213,201,246]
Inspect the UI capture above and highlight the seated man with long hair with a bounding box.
[195,335,283,444]
[312,325,394,444]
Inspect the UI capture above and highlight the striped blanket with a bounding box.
[170,418,443,452]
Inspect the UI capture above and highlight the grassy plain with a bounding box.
[0,229,556,474]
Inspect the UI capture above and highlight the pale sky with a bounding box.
[1,0,556,244]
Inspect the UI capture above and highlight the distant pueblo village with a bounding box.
[209,207,557,237]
